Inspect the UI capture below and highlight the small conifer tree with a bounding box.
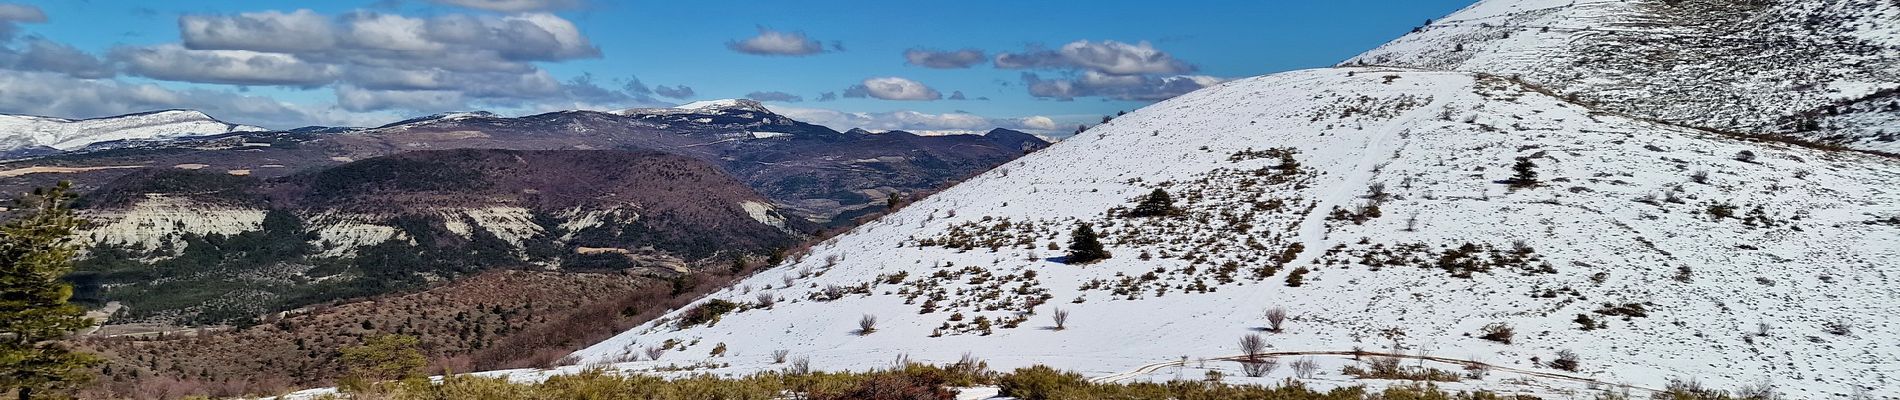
[1129,189,1177,217]
[1509,157,1539,188]
[1066,224,1108,264]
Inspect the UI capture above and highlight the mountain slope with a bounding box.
[0,109,264,155]
[572,68,1899,397]
[0,101,1045,226]
[1346,0,1900,153]
[68,149,804,324]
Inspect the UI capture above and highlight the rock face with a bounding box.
[66,149,805,325]
[1347,0,1900,153]
[574,68,1899,397]
[0,109,264,155]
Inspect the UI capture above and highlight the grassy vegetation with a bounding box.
[312,363,1533,400]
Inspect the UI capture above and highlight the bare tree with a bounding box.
[858,314,878,335]
[890,353,911,369]
[1549,349,1580,372]
[1239,334,1266,360]
[643,346,665,361]
[1052,308,1070,330]
[1265,307,1288,332]
[1463,357,1491,379]
[1240,358,1278,378]
[1289,357,1320,379]
[755,292,776,308]
[772,349,790,364]
[789,357,811,375]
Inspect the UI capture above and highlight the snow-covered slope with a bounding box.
[614,99,776,117]
[0,110,264,152]
[573,68,1899,397]
[1346,0,1900,153]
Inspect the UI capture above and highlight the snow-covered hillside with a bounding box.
[572,68,1899,398]
[1347,0,1900,153]
[0,110,263,153]
[614,99,776,117]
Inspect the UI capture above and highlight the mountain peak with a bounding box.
[0,109,263,152]
[614,99,777,117]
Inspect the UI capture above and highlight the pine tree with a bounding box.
[1065,224,1108,264]
[1,182,100,399]
[1509,157,1539,188]
[338,334,426,391]
[1129,189,1177,217]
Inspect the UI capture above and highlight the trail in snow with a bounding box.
[1090,350,1663,394]
[1286,86,1448,268]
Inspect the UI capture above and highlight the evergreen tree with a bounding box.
[1065,224,1108,264]
[0,182,100,399]
[338,334,426,391]
[1129,189,1177,217]
[1509,157,1539,188]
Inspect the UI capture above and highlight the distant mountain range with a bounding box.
[0,100,1047,324]
[0,109,264,158]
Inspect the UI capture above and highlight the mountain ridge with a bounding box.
[566,66,1898,397]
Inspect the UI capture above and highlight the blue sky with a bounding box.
[0,0,1469,134]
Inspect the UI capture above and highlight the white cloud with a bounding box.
[336,85,466,112]
[112,44,339,87]
[0,69,367,128]
[843,77,942,101]
[426,0,583,12]
[903,48,985,69]
[1022,71,1224,101]
[0,37,113,78]
[994,40,1214,101]
[774,105,1064,136]
[726,28,826,56]
[181,9,336,53]
[995,40,1194,76]
[1017,115,1058,131]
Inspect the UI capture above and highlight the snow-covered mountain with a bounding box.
[1346,0,1900,153]
[615,99,777,117]
[0,110,264,154]
[569,67,1898,397]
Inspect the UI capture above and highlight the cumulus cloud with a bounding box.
[842,77,942,101]
[654,84,694,99]
[426,0,583,12]
[994,40,1215,101]
[1017,115,1058,131]
[995,40,1193,75]
[0,37,114,79]
[815,91,838,102]
[947,90,967,100]
[151,8,627,114]
[774,105,1065,136]
[903,48,984,69]
[113,44,339,87]
[180,9,336,53]
[0,69,371,128]
[727,27,826,56]
[1022,71,1223,101]
[744,91,803,103]
[178,10,599,66]
[336,84,465,112]
[0,3,47,41]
